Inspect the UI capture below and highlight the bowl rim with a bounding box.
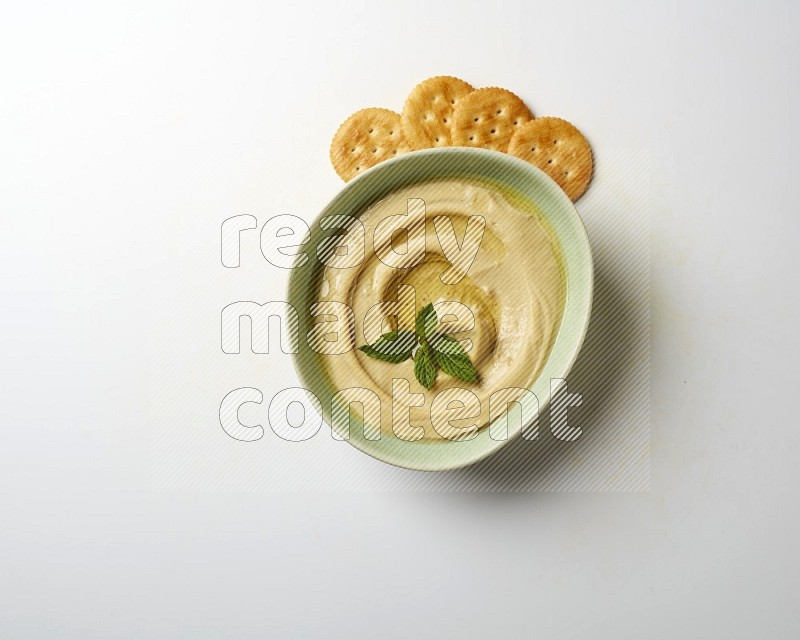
[286,146,594,471]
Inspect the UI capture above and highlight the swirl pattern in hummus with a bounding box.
[315,178,566,441]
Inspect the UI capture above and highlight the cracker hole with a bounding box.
[372,148,377,153]
[451,99,455,104]
[553,139,559,144]
[435,137,440,142]
[469,136,474,141]
[473,117,479,122]
[490,129,496,134]
[368,128,374,133]
[389,130,394,135]
[392,150,397,154]
[530,147,536,152]
[513,121,519,125]
[548,159,553,164]
[443,118,448,123]
[496,109,503,115]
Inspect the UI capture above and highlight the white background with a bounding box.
[2,0,799,637]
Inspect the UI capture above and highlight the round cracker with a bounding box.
[330,108,410,181]
[507,117,593,201]
[451,87,533,152]
[400,75,475,149]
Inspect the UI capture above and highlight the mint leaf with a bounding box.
[436,351,478,383]
[414,343,436,389]
[415,303,437,339]
[358,330,416,363]
[430,333,468,357]
[358,345,411,363]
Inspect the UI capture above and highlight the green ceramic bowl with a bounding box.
[287,147,593,471]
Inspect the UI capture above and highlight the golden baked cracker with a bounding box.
[400,76,475,149]
[507,117,593,201]
[330,108,410,181]
[451,87,533,152]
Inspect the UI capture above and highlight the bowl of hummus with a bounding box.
[287,147,593,471]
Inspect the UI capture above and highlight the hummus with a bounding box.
[314,178,565,441]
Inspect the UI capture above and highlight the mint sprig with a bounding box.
[358,303,478,389]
